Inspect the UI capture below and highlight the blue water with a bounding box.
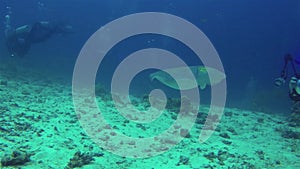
[1,0,300,113]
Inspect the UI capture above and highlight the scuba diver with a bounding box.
[275,53,300,101]
[4,12,72,57]
[274,54,300,101]
[275,53,300,126]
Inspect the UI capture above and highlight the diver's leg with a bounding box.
[289,101,300,127]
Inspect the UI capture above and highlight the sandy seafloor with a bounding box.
[0,63,300,169]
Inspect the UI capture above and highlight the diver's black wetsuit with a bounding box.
[5,21,72,57]
[289,88,300,101]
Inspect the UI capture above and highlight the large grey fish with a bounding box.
[150,66,226,90]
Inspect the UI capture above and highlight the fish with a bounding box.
[150,66,226,90]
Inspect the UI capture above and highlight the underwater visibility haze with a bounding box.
[0,0,300,168]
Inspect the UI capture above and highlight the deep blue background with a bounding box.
[1,0,300,114]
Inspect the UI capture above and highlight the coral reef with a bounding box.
[176,155,189,166]
[1,150,31,167]
[65,151,94,169]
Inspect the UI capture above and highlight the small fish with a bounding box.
[150,66,226,90]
